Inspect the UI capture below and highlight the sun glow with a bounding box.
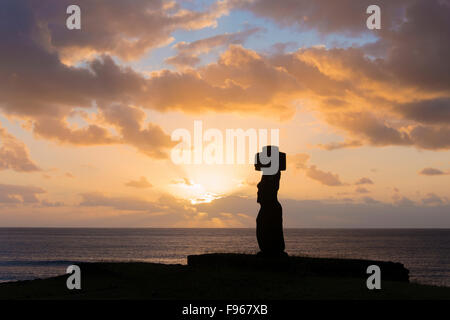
[169,165,251,204]
[173,180,221,204]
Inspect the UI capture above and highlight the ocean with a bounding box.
[0,228,449,287]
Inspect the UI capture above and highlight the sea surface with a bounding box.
[0,228,449,287]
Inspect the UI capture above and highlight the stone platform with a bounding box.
[187,253,409,282]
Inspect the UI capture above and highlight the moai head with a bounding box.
[254,145,286,175]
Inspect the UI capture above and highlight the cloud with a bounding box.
[33,117,118,146]
[2,0,450,154]
[392,194,415,207]
[290,153,310,170]
[39,199,65,207]
[422,193,445,206]
[355,187,369,194]
[31,0,231,63]
[362,196,381,205]
[201,193,450,228]
[238,0,408,34]
[291,153,345,186]
[324,112,412,147]
[408,126,450,150]
[166,27,262,68]
[0,1,207,159]
[317,140,362,150]
[99,104,175,158]
[0,184,46,204]
[418,168,448,176]
[171,178,195,186]
[79,192,161,212]
[396,98,450,125]
[355,177,374,185]
[125,176,153,189]
[1,6,295,152]
[0,3,174,157]
[237,0,450,150]
[146,45,299,119]
[0,125,40,172]
[3,188,450,227]
[77,192,248,227]
[65,172,75,178]
[306,165,345,186]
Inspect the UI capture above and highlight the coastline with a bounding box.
[0,254,449,300]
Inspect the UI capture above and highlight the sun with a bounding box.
[170,164,251,204]
[177,181,221,204]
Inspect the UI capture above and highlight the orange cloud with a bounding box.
[31,0,231,63]
[306,165,345,187]
[2,0,450,156]
[166,27,262,68]
[291,153,346,186]
[0,125,40,172]
[125,177,153,189]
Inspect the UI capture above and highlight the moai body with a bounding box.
[254,146,286,256]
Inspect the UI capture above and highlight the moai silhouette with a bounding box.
[254,146,286,256]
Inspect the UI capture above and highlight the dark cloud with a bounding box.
[239,0,407,34]
[396,99,450,125]
[241,0,450,150]
[31,0,230,62]
[202,194,450,227]
[408,125,450,150]
[419,168,448,176]
[422,193,445,206]
[355,187,370,194]
[0,184,45,204]
[0,1,175,158]
[355,177,374,185]
[382,0,450,91]
[325,112,412,147]
[362,196,381,205]
[392,195,415,207]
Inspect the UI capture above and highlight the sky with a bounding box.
[0,0,449,227]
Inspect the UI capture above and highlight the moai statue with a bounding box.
[254,145,286,256]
